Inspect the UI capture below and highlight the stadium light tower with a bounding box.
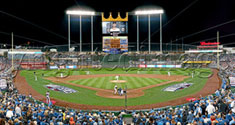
[135,9,164,53]
[66,10,95,52]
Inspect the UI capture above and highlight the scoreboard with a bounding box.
[102,12,128,54]
[103,36,128,54]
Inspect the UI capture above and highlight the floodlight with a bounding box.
[66,10,95,15]
[135,10,164,15]
[66,9,95,52]
[135,8,164,53]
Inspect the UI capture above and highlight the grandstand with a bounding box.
[0,0,235,124]
[0,49,234,124]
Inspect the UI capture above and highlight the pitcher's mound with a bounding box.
[110,80,127,83]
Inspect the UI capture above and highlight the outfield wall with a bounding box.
[5,52,234,70]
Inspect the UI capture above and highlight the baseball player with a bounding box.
[114,85,118,94]
[34,72,37,81]
[46,91,50,104]
[168,71,171,76]
[115,75,120,81]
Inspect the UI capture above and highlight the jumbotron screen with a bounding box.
[102,22,128,34]
[102,36,128,54]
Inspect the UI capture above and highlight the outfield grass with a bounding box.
[41,68,210,76]
[20,68,212,106]
[69,76,168,89]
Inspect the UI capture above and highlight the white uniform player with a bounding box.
[168,71,171,76]
[34,75,37,81]
[114,85,118,94]
[34,72,37,81]
[120,89,124,96]
[60,73,63,78]
[115,75,119,81]
[46,91,50,104]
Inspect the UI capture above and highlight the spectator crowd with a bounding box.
[0,54,234,125]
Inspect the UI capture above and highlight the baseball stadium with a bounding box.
[0,0,235,124]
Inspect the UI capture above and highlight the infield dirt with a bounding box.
[14,69,220,110]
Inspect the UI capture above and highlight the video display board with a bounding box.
[102,22,128,34]
[103,36,128,54]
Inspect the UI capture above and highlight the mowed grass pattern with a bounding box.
[70,76,168,89]
[20,68,212,106]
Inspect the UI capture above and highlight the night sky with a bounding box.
[0,0,235,50]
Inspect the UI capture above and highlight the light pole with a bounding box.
[68,14,70,51]
[91,15,93,52]
[125,84,127,110]
[148,14,151,54]
[135,9,164,53]
[217,31,220,69]
[160,13,162,53]
[137,15,139,52]
[11,32,14,70]
[66,10,95,52]
[80,15,82,52]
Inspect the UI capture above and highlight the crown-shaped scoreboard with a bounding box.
[102,12,128,22]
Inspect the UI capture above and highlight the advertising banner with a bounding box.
[59,66,65,69]
[229,77,235,87]
[20,62,47,69]
[147,65,155,68]
[138,65,146,68]
[138,65,181,68]
[50,66,58,69]
[0,79,7,90]
[66,65,77,69]
[183,61,212,64]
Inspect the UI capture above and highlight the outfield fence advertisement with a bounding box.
[66,65,77,69]
[50,65,77,69]
[138,65,182,68]
[20,62,47,69]
[49,66,58,69]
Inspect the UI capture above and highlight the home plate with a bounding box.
[110,80,127,83]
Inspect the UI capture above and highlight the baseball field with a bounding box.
[14,68,219,110]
